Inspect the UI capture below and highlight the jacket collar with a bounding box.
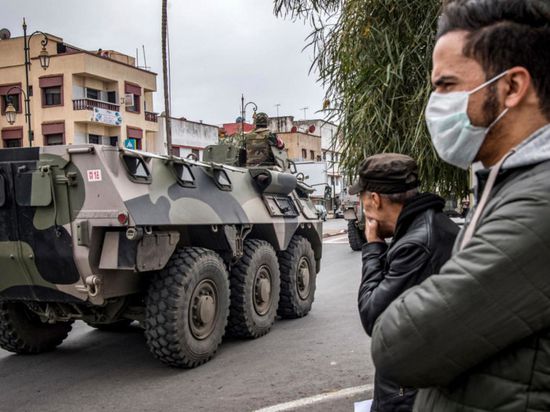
[393,193,445,241]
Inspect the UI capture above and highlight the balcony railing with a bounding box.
[145,111,158,122]
[73,98,120,112]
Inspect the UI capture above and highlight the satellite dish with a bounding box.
[0,29,11,40]
[308,125,316,133]
[291,126,297,133]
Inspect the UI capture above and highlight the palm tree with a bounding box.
[274,0,468,196]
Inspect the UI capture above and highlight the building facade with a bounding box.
[156,116,219,160]
[0,32,158,149]
[277,131,322,162]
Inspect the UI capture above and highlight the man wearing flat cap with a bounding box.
[350,153,458,412]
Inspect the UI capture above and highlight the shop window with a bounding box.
[40,75,63,107]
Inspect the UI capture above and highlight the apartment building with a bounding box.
[0,31,158,149]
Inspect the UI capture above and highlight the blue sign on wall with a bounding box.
[124,139,136,149]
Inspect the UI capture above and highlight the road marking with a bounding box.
[253,384,373,412]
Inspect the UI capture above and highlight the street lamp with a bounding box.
[5,18,51,147]
[4,86,27,126]
[5,100,17,125]
[240,94,257,139]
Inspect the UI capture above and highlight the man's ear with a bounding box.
[502,67,533,109]
[371,192,382,209]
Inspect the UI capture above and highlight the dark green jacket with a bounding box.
[371,125,550,412]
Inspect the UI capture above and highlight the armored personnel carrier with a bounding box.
[0,143,322,368]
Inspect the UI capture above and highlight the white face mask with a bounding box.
[425,71,510,170]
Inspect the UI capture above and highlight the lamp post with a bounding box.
[240,94,257,139]
[5,19,51,147]
[4,86,27,127]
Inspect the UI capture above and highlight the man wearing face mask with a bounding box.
[371,1,550,411]
[350,154,458,412]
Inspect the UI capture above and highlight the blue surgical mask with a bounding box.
[425,71,509,169]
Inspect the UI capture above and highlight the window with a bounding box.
[42,122,65,146]
[88,134,101,144]
[40,75,63,107]
[110,136,118,147]
[127,127,143,150]
[316,155,322,161]
[310,150,315,160]
[2,94,20,113]
[322,151,326,160]
[125,82,141,114]
[0,84,22,114]
[191,148,200,160]
[107,91,117,104]
[45,133,63,145]
[2,127,23,148]
[44,87,62,106]
[5,139,22,148]
[330,176,335,185]
[334,153,339,162]
[301,148,307,159]
[86,88,100,100]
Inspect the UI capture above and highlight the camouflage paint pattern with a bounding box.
[0,144,322,306]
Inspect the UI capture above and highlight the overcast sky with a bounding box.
[1,0,326,126]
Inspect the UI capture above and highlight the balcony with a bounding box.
[145,111,158,123]
[73,98,120,112]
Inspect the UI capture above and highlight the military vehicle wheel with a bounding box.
[0,301,73,354]
[144,248,230,368]
[85,319,134,332]
[277,236,317,319]
[348,220,366,251]
[227,239,280,338]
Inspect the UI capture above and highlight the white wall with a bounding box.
[156,116,219,155]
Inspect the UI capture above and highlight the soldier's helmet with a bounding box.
[254,112,269,128]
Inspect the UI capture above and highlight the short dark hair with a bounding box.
[437,0,550,120]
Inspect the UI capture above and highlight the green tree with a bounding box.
[274,0,468,196]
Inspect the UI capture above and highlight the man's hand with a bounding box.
[365,218,384,243]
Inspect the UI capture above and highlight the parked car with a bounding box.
[315,205,328,221]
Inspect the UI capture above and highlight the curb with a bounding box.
[322,229,348,239]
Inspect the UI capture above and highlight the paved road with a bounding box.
[0,242,372,412]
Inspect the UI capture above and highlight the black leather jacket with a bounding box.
[358,193,458,412]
